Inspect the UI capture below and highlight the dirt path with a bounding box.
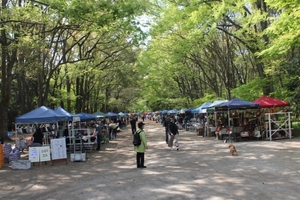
[1,119,300,200]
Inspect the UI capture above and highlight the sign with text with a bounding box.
[29,146,51,162]
[29,147,39,162]
[39,146,51,162]
[50,138,67,160]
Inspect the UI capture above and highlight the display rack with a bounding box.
[265,112,293,141]
[69,136,86,162]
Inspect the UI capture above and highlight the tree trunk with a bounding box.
[0,13,15,142]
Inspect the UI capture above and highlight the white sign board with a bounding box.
[29,147,39,162]
[50,138,67,160]
[29,146,51,162]
[39,146,51,162]
[73,116,81,122]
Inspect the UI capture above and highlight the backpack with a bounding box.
[133,130,142,146]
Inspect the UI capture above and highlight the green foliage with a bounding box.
[2,0,300,135]
[231,78,267,101]
[261,0,300,57]
[292,121,300,136]
[192,94,217,107]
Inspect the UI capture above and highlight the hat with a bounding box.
[138,122,145,128]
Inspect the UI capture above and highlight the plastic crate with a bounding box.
[70,153,86,162]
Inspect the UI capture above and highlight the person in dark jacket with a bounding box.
[168,118,179,150]
[94,123,102,150]
[130,116,137,134]
[32,128,44,146]
[164,116,171,144]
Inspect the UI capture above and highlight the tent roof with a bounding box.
[160,110,168,114]
[192,102,212,113]
[185,108,195,115]
[76,112,96,122]
[167,109,179,114]
[107,112,118,117]
[16,106,67,124]
[118,112,125,116]
[209,100,228,107]
[253,96,290,108]
[54,107,77,121]
[92,111,109,118]
[207,100,228,112]
[179,108,187,114]
[215,98,260,110]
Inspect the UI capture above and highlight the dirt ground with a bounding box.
[1,119,300,200]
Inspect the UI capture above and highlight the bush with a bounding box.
[292,121,300,137]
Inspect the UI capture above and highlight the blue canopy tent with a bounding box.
[191,108,199,114]
[107,112,118,117]
[118,112,125,117]
[214,98,260,142]
[15,106,67,124]
[15,106,70,139]
[185,108,195,116]
[76,112,96,122]
[179,108,187,114]
[92,111,109,118]
[215,98,260,111]
[207,100,228,112]
[160,110,168,115]
[54,106,79,122]
[167,109,179,115]
[199,102,212,113]
[192,102,212,114]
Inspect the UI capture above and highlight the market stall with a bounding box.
[14,106,73,165]
[253,96,292,140]
[213,98,260,142]
[192,102,212,136]
[206,100,228,137]
[15,106,69,139]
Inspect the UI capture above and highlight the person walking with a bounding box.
[168,118,179,150]
[134,122,148,169]
[142,115,145,122]
[94,123,102,150]
[130,116,137,134]
[164,116,171,144]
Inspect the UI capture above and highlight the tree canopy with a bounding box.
[0,0,300,141]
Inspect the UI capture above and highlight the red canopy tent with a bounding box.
[253,96,290,108]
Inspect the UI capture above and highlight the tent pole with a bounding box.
[288,112,292,139]
[268,113,272,141]
[227,109,231,143]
